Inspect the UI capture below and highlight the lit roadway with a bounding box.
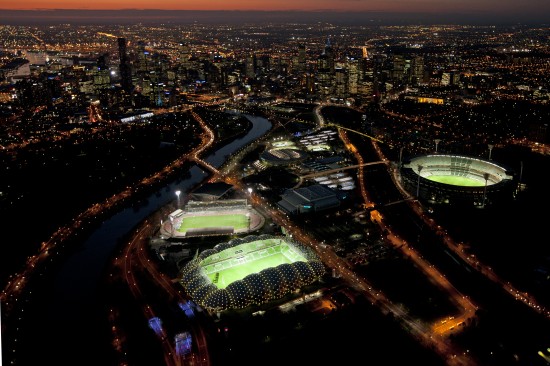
[0,106,218,310]
[112,208,211,366]
[211,108,476,365]
[107,107,221,366]
[340,128,479,332]
[367,135,550,320]
[0,106,217,365]
[118,220,180,366]
[315,104,549,351]
[3,102,542,366]
[221,175,475,366]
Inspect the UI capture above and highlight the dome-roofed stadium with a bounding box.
[179,234,325,312]
[400,154,516,207]
[260,148,308,166]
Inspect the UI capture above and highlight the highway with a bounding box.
[209,107,477,365]
[0,105,221,366]
[377,140,550,320]
[111,208,211,366]
[5,100,547,366]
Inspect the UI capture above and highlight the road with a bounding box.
[209,106,477,365]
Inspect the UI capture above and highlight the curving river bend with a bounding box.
[18,114,272,366]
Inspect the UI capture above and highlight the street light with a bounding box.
[175,190,181,209]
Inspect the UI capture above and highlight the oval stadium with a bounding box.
[179,234,325,312]
[259,148,309,166]
[400,154,516,207]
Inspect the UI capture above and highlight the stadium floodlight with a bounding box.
[175,190,181,208]
[247,187,253,195]
[416,165,423,198]
[169,215,175,236]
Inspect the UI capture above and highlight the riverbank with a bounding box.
[1,112,273,366]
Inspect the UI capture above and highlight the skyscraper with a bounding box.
[297,43,306,74]
[117,37,132,93]
[93,53,111,100]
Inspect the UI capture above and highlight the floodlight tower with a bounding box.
[488,144,494,160]
[482,173,489,208]
[247,187,253,206]
[434,139,441,153]
[175,190,181,209]
[416,165,423,198]
[518,160,524,193]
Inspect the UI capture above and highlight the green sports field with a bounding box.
[206,254,292,289]
[177,213,249,233]
[202,239,306,289]
[427,175,484,187]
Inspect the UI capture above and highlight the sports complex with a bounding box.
[400,154,516,206]
[179,234,325,311]
[160,199,264,238]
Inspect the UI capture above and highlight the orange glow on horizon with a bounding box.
[0,0,508,13]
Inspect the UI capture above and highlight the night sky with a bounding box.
[1,1,550,25]
[0,0,548,13]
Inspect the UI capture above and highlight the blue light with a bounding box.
[148,317,163,336]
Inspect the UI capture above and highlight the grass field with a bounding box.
[201,239,306,289]
[427,175,485,187]
[177,213,249,233]
[206,254,293,289]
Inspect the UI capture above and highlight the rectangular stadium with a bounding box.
[161,199,264,237]
[180,234,325,311]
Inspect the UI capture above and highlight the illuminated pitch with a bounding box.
[180,235,325,311]
[401,154,516,206]
[177,213,249,233]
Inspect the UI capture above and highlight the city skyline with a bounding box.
[1,18,550,366]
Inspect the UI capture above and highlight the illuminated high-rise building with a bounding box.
[411,55,425,85]
[362,46,369,59]
[93,53,111,99]
[347,58,359,95]
[245,54,256,79]
[324,37,335,73]
[117,37,132,93]
[297,43,306,73]
[137,40,149,73]
[391,54,405,81]
[179,42,192,69]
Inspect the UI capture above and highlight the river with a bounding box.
[16,113,272,366]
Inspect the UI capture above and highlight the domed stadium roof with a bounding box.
[179,235,325,311]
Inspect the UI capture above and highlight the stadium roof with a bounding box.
[191,182,233,198]
[294,184,337,202]
[277,184,340,214]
